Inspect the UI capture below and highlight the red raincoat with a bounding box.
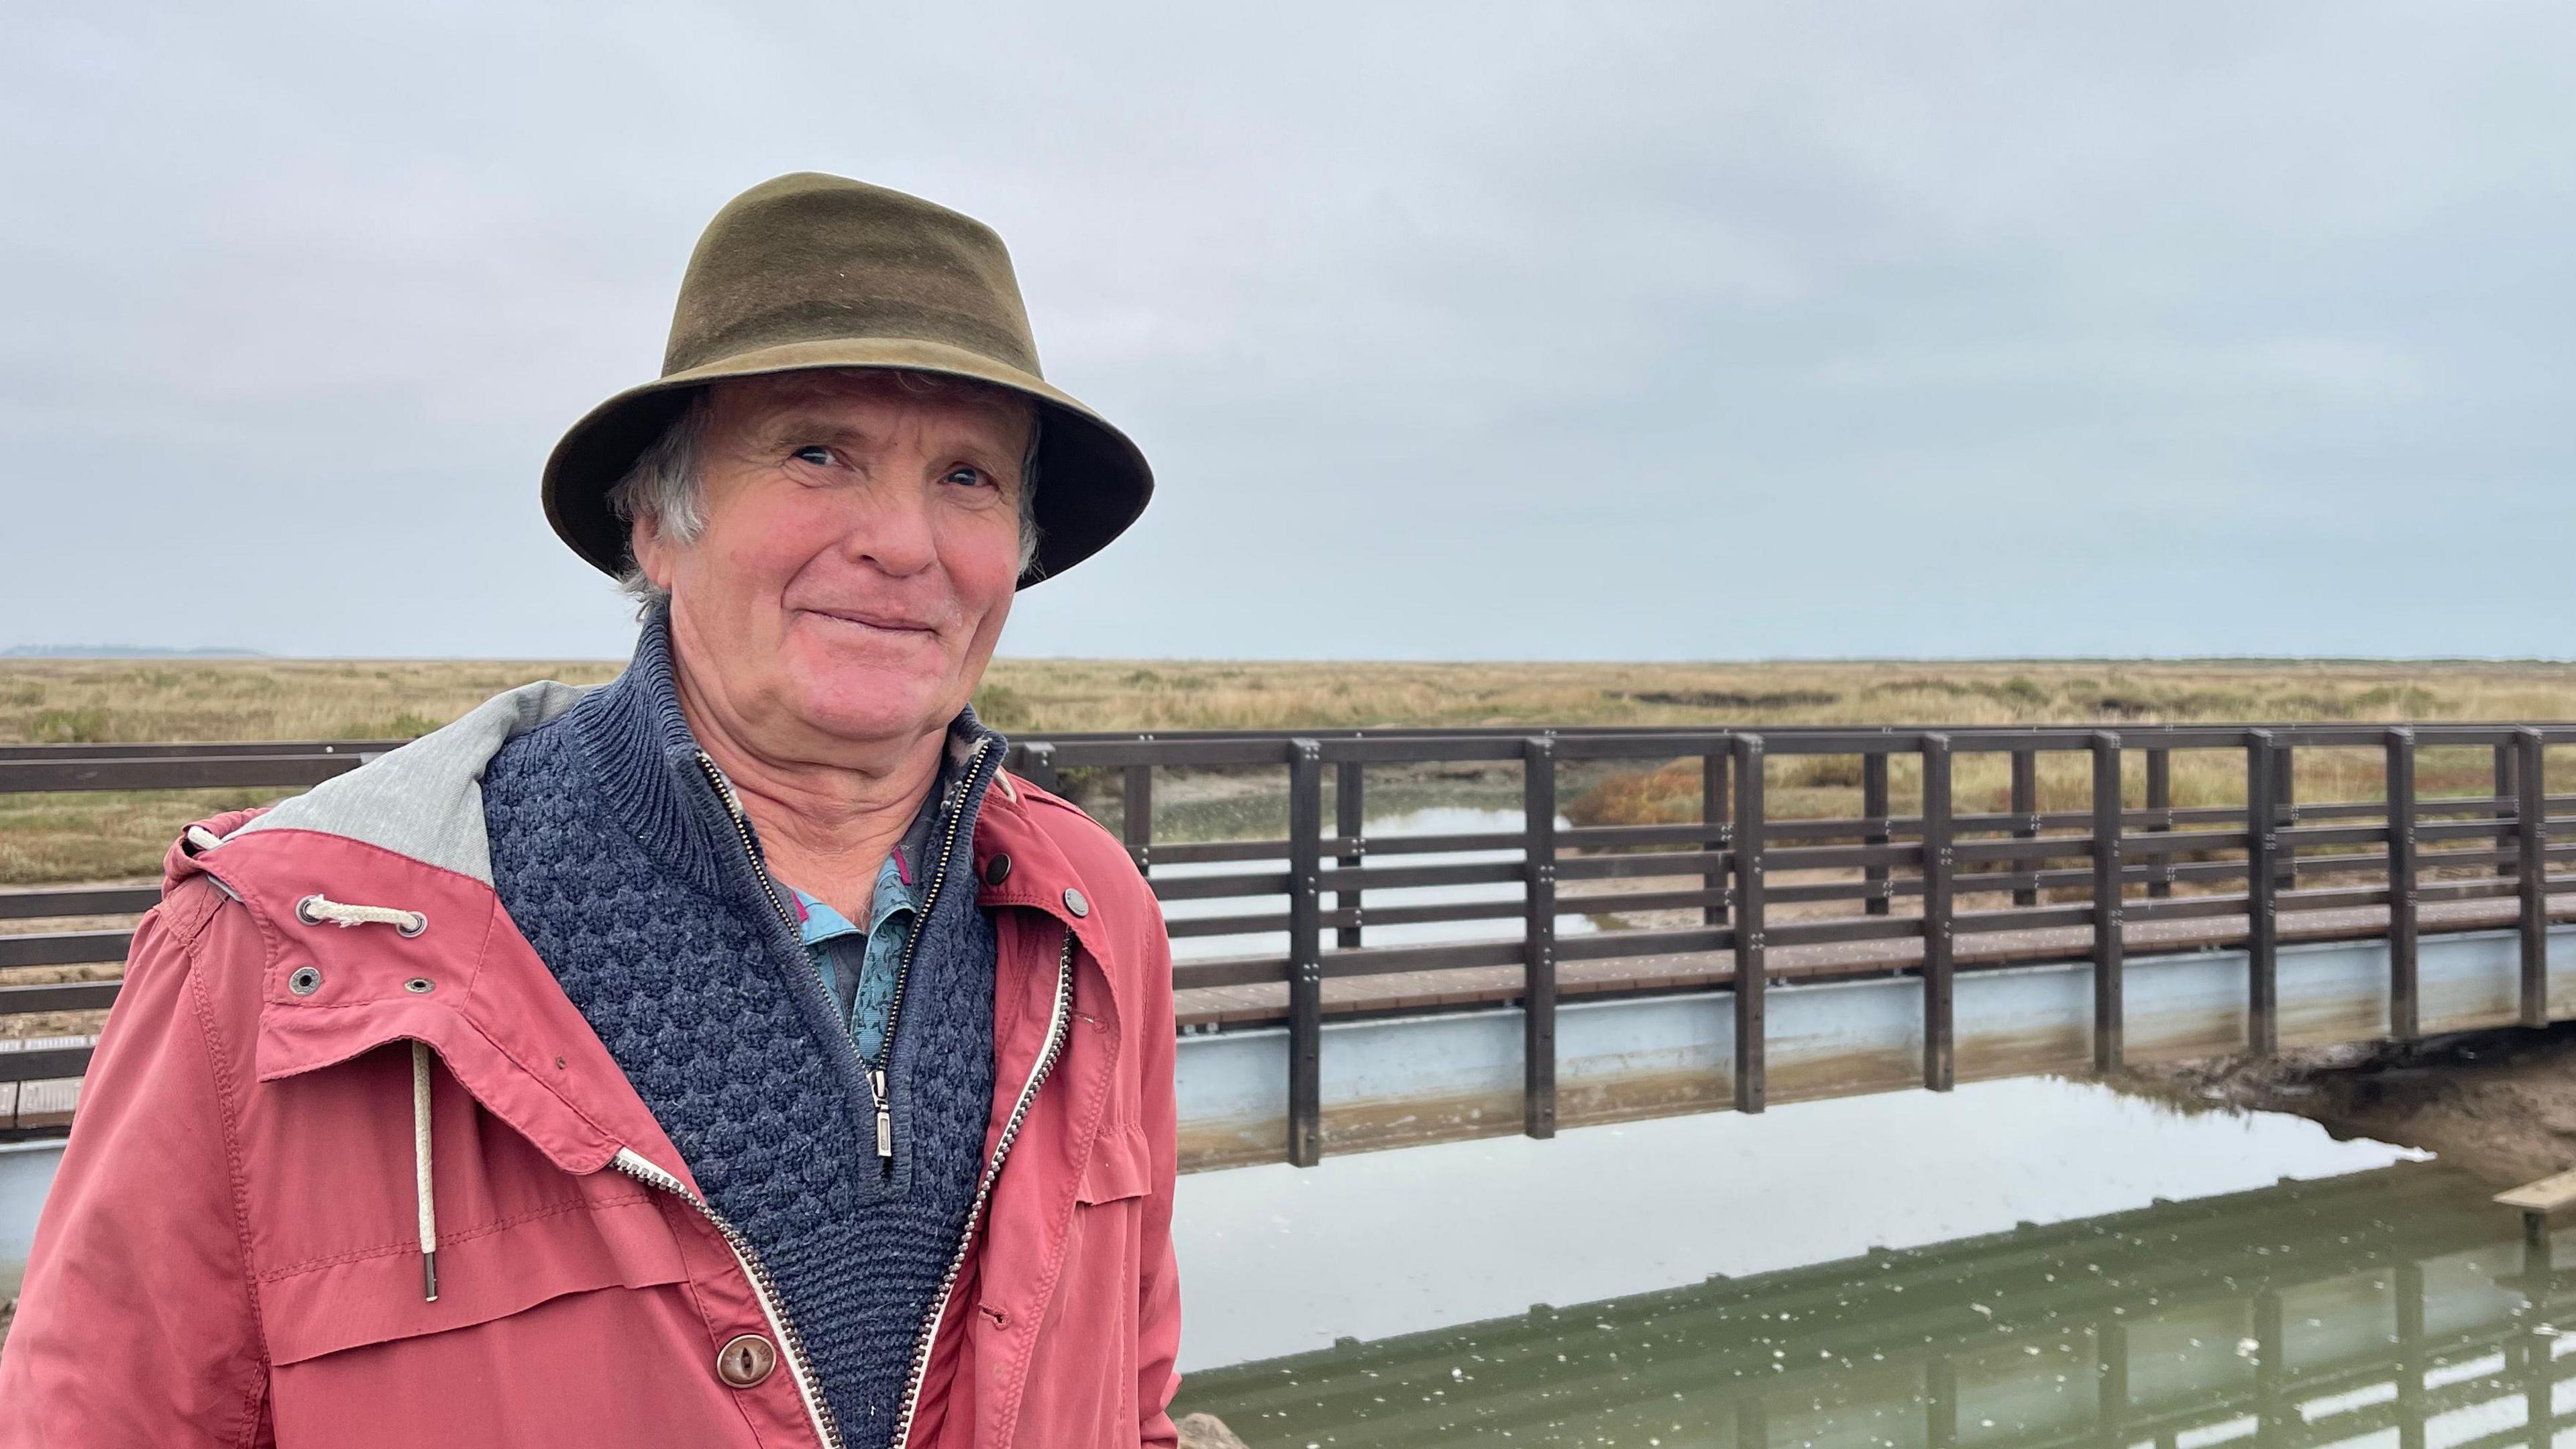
[0,732,1179,1448]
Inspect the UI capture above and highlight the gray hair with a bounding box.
[608,371,1044,612]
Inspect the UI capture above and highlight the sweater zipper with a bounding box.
[890,926,1078,1449]
[611,1147,846,1449]
[694,751,799,937]
[871,736,997,1173]
[699,740,1000,1176]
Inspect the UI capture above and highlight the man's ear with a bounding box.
[631,515,674,591]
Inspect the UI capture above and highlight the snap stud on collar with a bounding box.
[288,966,323,996]
[984,853,1012,886]
[1063,887,1089,918]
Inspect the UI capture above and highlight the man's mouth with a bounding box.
[805,606,940,636]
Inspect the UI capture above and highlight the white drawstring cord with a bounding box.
[412,1040,438,1302]
[297,895,427,937]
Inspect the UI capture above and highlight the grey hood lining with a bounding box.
[227,682,592,884]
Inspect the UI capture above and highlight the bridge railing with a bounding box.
[1009,722,2575,1164]
[3,724,2571,1157]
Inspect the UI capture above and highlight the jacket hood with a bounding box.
[221,681,587,880]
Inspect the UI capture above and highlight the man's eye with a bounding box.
[945,466,993,488]
[792,445,834,466]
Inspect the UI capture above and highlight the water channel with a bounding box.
[1167,1083,2541,1449]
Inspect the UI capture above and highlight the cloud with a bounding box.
[1,1,2571,659]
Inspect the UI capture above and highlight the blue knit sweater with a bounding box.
[480,618,1000,1444]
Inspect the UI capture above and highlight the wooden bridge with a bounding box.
[5,723,2574,1173]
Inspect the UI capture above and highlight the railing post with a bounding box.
[2247,733,2279,1056]
[1122,763,1153,875]
[2146,747,2174,898]
[2498,743,2519,880]
[1862,752,1891,916]
[1703,747,1731,927]
[1017,741,1059,794]
[1522,737,1558,1140]
[2387,728,2419,1044]
[1922,734,1955,1093]
[1286,741,1324,1167]
[2274,741,2298,894]
[1334,760,1365,950]
[2518,727,2549,1028]
[2092,732,2125,1074]
[2011,748,2040,907]
[1732,733,1768,1114]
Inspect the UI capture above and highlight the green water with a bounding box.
[1177,1161,2559,1449]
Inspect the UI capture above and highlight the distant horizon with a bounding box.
[2,644,270,659]
[13,644,2576,669]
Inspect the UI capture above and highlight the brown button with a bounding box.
[984,853,1012,886]
[716,1333,777,1388]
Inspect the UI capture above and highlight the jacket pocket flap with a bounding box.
[1077,1122,1153,1205]
[263,1194,684,1365]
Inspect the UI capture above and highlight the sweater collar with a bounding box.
[567,607,1006,899]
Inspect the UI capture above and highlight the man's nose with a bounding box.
[847,469,940,576]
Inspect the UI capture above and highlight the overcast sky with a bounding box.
[5,3,2571,661]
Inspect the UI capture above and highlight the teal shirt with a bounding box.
[790,855,919,1066]
[781,751,974,1069]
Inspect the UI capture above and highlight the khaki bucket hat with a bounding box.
[543,172,1152,587]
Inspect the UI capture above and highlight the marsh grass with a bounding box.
[5,655,2576,889]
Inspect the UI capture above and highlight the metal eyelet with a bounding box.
[294,896,325,925]
[404,977,435,995]
[288,965,323,996]
[396,913,427,938]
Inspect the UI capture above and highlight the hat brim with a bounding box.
[542,337,1153,589]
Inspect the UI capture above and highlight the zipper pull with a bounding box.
[872,1068,894,1171]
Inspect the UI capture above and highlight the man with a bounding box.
[0,172,1178,1448]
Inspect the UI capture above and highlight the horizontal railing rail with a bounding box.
[4,722,2573,1155]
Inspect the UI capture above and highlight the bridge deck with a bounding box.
[1173,892,2576,1029]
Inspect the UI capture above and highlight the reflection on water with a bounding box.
[1179,1149,2546,1449]
[1172,1079,2420,1372]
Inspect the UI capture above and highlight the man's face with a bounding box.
[636,370,1031,754]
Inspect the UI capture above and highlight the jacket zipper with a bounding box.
[611,1147,847,1449]
[890,926,1079,1449]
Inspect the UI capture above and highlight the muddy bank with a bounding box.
[2123,1022,2576,1189]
